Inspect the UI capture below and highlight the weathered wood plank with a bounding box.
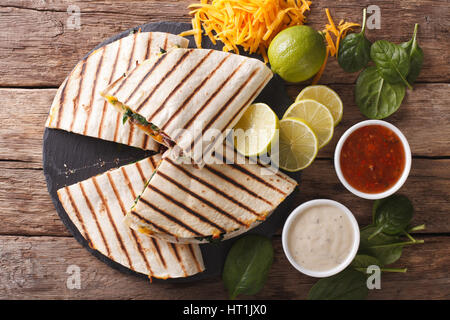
[0,89,52,165]
[0,0,448,87]
[1,84,449,168]
[0,235,447,299]
[0,157,448,237]
[0,166,69,236]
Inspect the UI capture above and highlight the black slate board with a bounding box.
[43,22,300,283]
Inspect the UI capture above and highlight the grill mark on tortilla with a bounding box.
[146,49,214,121]
[165,158,261,218]
[162,54,230,132]
[109,33,139,97]
[120,167,136,198]
[174,61,244,146]
[215,152,287,196]
[150,237,167,269]
[130,229,153,275]
[69,58,88,132]
[78,182,111,257]
[122,53,168,105]
[112,35,141,143]
[107,171,152,274]
[98,39,122,139]
[145,32,153,58]
[203,164,274,206]
[127,123,135,145]
[135,49,194,114]
[141,133,150,149]
[156,171,245,228]
[169,243,187,277]
[55,79,68,128]
[83,47,105,135]
[189,68,259,159]
[127,32,138,70]
[188,244,203,272]
[139,192,205,237]
[96,175,133,269]
[64,188,93,246]
[197,71,269,161]
[222,73,272,131]
[252,155,297,187]
[135,161,147,184]
[148,155,157,169]
[130,210,175,236]
[163,33,169,50]
[113,110,121,142]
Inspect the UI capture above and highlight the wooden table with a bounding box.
[0,0,449,300]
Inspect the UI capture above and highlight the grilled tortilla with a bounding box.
[125,143,297,244]
[57,154,205,279]
[101,48,272,165]
[46,31,189,151]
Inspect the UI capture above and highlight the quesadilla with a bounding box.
[101,48,273,165]
[57,154,205,279]
[46,31,189,151]
[125,143,297,244]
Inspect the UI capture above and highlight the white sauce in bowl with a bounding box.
[287,204,355,272]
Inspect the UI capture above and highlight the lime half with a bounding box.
[234,103,279,157]
[273,117,318,172]
[295,85,343,126]
[283,99,334,149]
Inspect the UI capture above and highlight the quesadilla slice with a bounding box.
[57,154,205,279]
[101,48,272,165]
[125,143,297,244]
[46,31,189,151]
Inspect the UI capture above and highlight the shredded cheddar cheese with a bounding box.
[180,0,312,62]
[312,8,360,84]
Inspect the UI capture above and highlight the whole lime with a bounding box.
[268,25,326,83]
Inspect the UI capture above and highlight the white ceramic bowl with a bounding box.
[282,199,360,278]
[334,120,412,200]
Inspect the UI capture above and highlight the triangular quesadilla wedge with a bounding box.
[57,154,205,279]
[125,143,297,244]
[46,31,189,151]
[101,48,272,165]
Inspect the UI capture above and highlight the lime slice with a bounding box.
[282,99,334,149]
[234,103,279,157]
[295,85,343,126]
[273,117,318,172]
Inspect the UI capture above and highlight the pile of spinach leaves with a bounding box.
[308,194,425,300]
[338,9,424,119]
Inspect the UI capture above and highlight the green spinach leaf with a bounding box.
[370,40,412,89]
[307,268,368,300]
[370,194,414,238]
[338,9,371,73]
[355,66,406,119]
[372,197,391,224]
[222,235,273,299]
[351,254,382,270]
[359,225,403,265]
[400,23,424,84]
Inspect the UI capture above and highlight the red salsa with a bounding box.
[340,125,405,194]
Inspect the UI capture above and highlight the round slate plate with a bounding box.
[43,22,300,283]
